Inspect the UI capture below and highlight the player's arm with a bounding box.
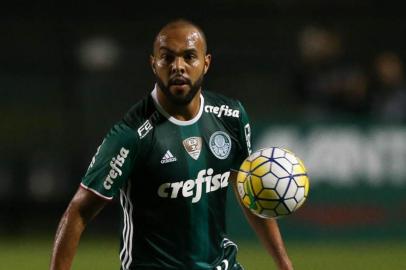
[49,121,139,270]
[233,101,293,268]
[49,186,108,270]
[230,171,294,270]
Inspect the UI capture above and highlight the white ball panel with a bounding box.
[295,187,305,202]
[285,152,299,164]
[275,178,289,197]
[261,173,279,189]
[275,157,293,174]
[271,163,289,178]
[285,180,298,199]
[284,198,298,212]
[272,148,285,158]
[261,148,273,158]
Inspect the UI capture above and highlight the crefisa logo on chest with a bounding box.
[209,131,231,159]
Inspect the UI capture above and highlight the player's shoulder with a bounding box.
[123,94,156,126]
[120,93,161,139]
[203,90,242,107]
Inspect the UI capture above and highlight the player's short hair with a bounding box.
[153,18,208,54]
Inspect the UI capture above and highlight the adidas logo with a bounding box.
[160,150,177,164]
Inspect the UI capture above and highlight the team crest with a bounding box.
[209,131,231,160]
[183,137,202,160]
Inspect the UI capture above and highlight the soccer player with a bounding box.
[49,19,293,270]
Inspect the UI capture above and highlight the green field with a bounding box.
[2,235,406,269]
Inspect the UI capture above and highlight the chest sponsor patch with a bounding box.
[183,137,202,160]
[204,105,240,118]
[157,168,230,203]
[209,131,232,159]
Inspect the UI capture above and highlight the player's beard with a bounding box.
[156,72,204,106]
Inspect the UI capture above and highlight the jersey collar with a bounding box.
[151,84,204,126]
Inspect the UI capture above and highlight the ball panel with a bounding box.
[250,156,269,171]
[252,162,271,177]
[276,202,290,216]
[250,175,263,196]
[261,148,273,158]
[284,152,299,164]
[237,171,248,183]
[258,199,279,209]
[284,180,298,199]
[275,178,289,197]
[294,175,308,187]
[272,148,285,158]
[250,201,263,213]
[237,183,245,198]
[259,209,277,218]
[275,158,293,174]
[304,177,310,196]
[284,198,298,212]
[298,158,307,173]
[295,186,305,202]
[258,188,279,200]
[292,164,305,175]
[261,173,278,189]
[295,197,306,210]
[239,160,251,172]
[243,176,254,196]
[242,195,251,208]
[271,162,289,178]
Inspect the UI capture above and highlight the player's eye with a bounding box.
[160,53,174,62]
[184,53,197,61]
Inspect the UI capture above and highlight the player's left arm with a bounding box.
[232,101,293,270]
[230,171,294,270]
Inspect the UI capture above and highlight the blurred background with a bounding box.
[1,0,406,269]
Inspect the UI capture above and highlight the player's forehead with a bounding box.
[154,25,205,54]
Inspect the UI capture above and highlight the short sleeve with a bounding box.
[81,121,139,200]
[231,101,252,170]
[238,101,252,156]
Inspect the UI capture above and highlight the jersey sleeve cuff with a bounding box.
[80,183,113,201]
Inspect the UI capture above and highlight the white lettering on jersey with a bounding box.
[244,123,252,155]
[215,259,229,270]
[87,139,105,171]
[204,105,240,118]
[104,147,130,190]
[157,168,230,203]
[137,120,153,139]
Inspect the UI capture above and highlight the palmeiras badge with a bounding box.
[183,137,202,160]
[209,131,231,159]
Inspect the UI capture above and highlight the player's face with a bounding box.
[151,26,211,105]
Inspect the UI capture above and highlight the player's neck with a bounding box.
[156,89,201,121]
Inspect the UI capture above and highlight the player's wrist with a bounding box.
[276,257,293,270]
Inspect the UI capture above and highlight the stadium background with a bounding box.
[1,1,406,269]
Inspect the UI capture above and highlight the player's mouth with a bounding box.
[170,76,190,85]
[169,76,191,91]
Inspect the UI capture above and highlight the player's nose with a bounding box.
[171,56,186,74]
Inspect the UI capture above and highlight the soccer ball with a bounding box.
[237,147,309,219]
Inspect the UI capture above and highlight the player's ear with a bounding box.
[204,54,211,74]
[150,55,157,75]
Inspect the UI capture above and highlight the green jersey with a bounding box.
[81,87,252,270]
